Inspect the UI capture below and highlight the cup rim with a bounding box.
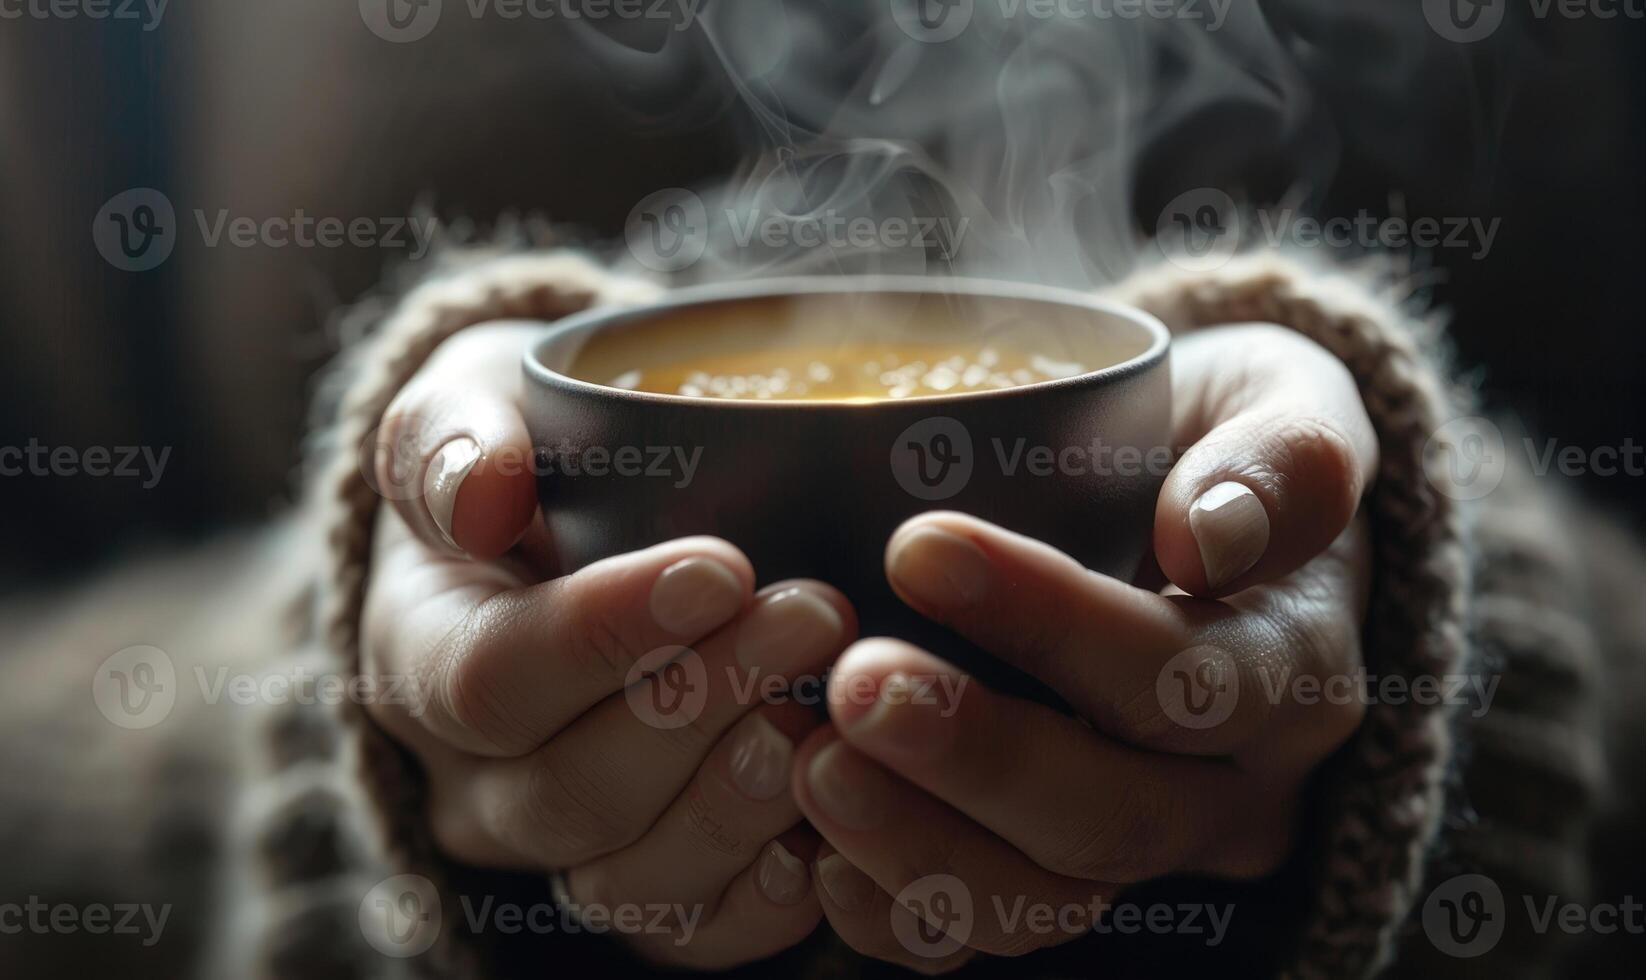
[524,275,1171,410]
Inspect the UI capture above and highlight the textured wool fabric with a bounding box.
[1,249,1633,979]
[289,251,663,978]
[1105,255,1475,978]
[266,248,1619,978]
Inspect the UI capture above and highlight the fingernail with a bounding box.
[425,437,481,550]
[650,556,745,637]
[734,587,844,671]
[807,741,882,831]
[886,526,989,610]
[756,841,811,906]
[728,715,792,802]
[1189,481,1270,589]
[816,852,876,912]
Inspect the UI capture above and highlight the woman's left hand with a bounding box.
[792,324,1380,970]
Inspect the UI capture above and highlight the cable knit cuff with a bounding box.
[1104,254,1475,979]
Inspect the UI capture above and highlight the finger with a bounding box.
[564,701,821,910]
[362,535,755,757]
[813,844,977,975]
[1183,513,1372,774]
[624,827,824,970]
[460,581,855,869]
[885,511,1367,760]
[826,639,1296,882]
[1154,325,1378,596]
[373,323,543,560]
[792,728,1110,958]
[884,512,1242,751]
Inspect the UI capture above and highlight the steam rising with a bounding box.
[581,1,1336,294]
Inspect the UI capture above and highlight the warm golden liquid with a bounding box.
[609,343,1088,401]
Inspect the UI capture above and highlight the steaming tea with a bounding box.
[609,342,1089,401]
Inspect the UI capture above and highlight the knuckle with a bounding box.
[1249,607,1365,754]
[1108,678,1190,747]
[961,607,1076,686]
[437,624,535,756]
[1252,602,1340,684]
[560,570,650,679]
[1271,415,1362,521]
[1019,615,1081,676]
[1254,608,1322,673]
[1050,779,1180,883]
[441,672,514,753]
[519,751,638,862]
[575,604,638,678]
[670,780,753,861]
[663,702,726,758]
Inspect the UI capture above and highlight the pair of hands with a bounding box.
[360,319,1377,970]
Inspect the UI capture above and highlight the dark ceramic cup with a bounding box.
[522,277,1172,702]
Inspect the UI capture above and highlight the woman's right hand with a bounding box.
[358,323,856,968]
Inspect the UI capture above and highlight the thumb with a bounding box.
[372,325,542,561]
[1154,326,1378,597]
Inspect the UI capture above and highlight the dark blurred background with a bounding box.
[1,0,1642,592]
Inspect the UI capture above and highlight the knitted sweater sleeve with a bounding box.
[1104,254,1615,980]
[277,250,664,978]
[296,248,1615,979]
